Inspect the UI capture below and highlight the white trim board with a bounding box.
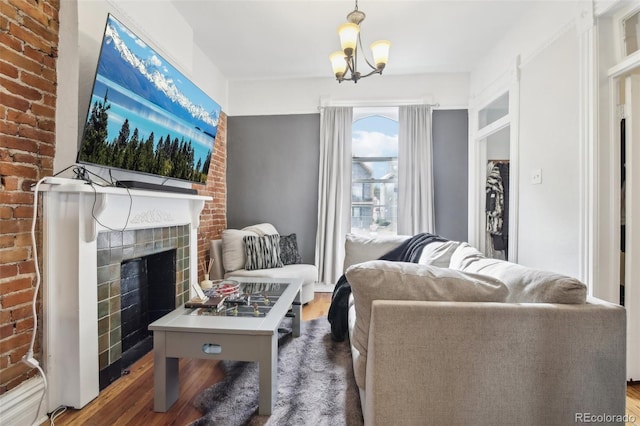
[0,376,48,426]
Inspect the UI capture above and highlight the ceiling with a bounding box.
[171,0,581,82]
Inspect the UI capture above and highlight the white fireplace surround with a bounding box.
[39,177,210,411]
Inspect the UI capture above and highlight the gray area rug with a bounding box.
[190,318,364,426]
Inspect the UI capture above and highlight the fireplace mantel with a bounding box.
[41,179,209,241]
[39,179,211,411]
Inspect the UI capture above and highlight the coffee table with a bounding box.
[149,277,302,415]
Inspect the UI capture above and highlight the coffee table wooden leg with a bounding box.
[258,334,278,415]
[153,331,179,412]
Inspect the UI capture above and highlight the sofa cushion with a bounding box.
[343,234,409,271]
[279,233,303,265]
[448,242,486,270]
[450,243,587,304]
[243,234,283,270]
[221,229,258,273]
[346,260,508,389]
[242,223,279,236]
[418,240,462,267]
[226,264,318,285]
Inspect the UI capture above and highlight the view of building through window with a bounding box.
[351,108,399,236]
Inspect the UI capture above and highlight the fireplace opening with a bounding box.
[121,249,176,367]
[99,249,176,390]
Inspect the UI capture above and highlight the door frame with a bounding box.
[606,63,640,381]
[603,1,640,379]
[468,58,520,262]
[624,74,640,381]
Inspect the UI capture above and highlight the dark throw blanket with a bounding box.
[328,233,448,341]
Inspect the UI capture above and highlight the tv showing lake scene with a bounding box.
[78,14,221,184]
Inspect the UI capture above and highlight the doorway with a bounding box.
[483,127,510,260]
[620,73,640,381]
[474,91,516,261]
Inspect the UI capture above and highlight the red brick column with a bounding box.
[0,0,59,394]
[195,112,227,282]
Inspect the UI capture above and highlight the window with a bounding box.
[623,10,640,57]
[351,108,398,236]
[478,92,509,129]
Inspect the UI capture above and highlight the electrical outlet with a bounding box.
[531,169,542,185]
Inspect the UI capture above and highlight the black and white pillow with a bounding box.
[243,234,283,270]
[279,233,303,265]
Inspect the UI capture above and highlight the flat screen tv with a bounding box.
[78,14,221,185]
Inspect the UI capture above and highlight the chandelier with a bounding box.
[329,0,391,83]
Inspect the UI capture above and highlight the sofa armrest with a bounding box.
[209,239,224,280]
[364,298,626,426]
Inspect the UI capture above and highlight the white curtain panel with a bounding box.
[398,104,435,235]
[315,106,353,284]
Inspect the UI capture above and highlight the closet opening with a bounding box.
[483,126,510,260]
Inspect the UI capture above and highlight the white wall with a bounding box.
[468,1,587,277]
[228,73,469,116]
[54,0,80,174]
[470,1,582,99]
[517,29,580,277]
[55,0,228,174]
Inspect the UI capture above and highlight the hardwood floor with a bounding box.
[628,382,640,421]
[48,293,333,425]
[47,292,640,425]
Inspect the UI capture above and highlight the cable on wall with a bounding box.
[88,181,133,232]
[55,165,134,232]
[23,177,49,426]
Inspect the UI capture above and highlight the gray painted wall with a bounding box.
[227,114,320,263]
[432,109,469,241]
[227,110,469,264]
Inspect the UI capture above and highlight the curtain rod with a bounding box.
[318,97,439,109]
[317,102,440,111]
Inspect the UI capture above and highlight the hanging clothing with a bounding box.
[497,163,509,236]
[486,164,504,236]
[492,163,510,256]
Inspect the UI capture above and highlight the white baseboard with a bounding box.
[314,283,336,293]
[0,376,48,426]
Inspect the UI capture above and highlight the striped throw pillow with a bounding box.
[243,234,283,270]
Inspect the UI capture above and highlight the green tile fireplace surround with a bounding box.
[95,225,190,373]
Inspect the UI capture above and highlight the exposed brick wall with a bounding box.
[196,112,227,282]
[0,0,60,395]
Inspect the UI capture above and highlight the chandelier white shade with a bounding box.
[370,40,391,68]
[330,1,390,83]
[330,51,348,76]
[338,23,359,55]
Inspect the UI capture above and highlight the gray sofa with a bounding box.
[343,234,627,425]
[209,223,316,304]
